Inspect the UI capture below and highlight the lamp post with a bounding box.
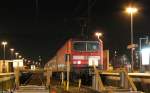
[15,52,19,59]
[95,32,103,70]
[10,48,14,60]
[126,6,138,72]
[2,41,8,73]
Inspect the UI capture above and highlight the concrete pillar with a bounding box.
[61,72,64,85]
[66,54,70,91]
[92,74,95,89]
[46,68,52,88]
[92,74,99,90]
[78,78,81,90]
[15,66,20,90]
[120,71,128,89]
[120,71,125,88]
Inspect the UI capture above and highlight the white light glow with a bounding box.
[13,59,24,68]
[2,41,7,45]
[88,57,98,66]
[141,48,150,65]
[126,7,138,14]
[10,48,14,51]
[73,56,85,60]
[73,61,76,64]
[77,61,81,64]
[31,65,36,70]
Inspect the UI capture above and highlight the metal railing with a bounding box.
[0,73,15,93]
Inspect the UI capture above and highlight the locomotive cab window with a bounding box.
[73,41,99,52]
[73,42,86,51]
[87,42,99,51]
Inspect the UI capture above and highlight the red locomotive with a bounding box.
[45,38,103,72]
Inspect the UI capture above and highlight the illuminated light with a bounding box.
[2,41,7,45]
[126,7,138,14]
[141,48,150,65]
[19,55,22,59]
[15,52,19,58]
[28,60,31,63]
[24,59,27,62]
[31,65,36,70]
[88,58,98,66]
[73,56,85,60]
[13,59,24,68]
[88,56,100,59]
[73,61,77,64]
[95,32,102,37]
[77,61,81,64]
[15,52,19,55]
[10,48,14,51]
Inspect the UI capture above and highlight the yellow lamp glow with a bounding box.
[126,7,138,14]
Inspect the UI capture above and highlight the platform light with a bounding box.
[125,6,139,72]
[2,41,7,45]
[1,41,8,72]
[126,7,138,14]
[15,52,19,59]
[19,55,22,59]
[95,32,102,39]
[141,48,150,65]
[10,48,14,52]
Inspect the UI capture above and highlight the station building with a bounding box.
[0,60,14,73]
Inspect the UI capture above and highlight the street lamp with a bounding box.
[10,48,14,60]
[125,6,138,71]
[95,32,103,39]
[18,55,22,59]
[95,32,103,70]
[1,41,8,73]
[15,52,19,59]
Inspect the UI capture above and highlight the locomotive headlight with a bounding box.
[73,61,77,64]
[77,60,81,64]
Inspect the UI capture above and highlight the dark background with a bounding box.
[0,0,150,63]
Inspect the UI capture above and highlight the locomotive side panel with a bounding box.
[56,39,72,71]
[45,56,57,71]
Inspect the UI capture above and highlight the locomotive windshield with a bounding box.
[73,42,86,51]
[73,41,99,52]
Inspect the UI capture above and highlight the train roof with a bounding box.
[71,37,98,41]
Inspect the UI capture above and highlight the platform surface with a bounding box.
[14,85,49,93]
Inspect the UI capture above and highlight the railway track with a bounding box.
[23,72,45,86]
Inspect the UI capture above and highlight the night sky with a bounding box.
[0,0,150,63]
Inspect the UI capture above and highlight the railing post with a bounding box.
[46,68,52,88]
[93,65,105,92]
[78,78,81,91]
[15,64,20,90]
[92,74,96,89]
[61,72,64,85]
[120,70,128,88]
[66,54,70,91]
[120,68,137,91]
